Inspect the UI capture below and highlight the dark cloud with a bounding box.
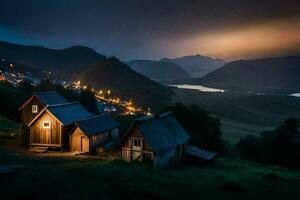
[0,0,299,60]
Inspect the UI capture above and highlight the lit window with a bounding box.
[32,105,38,113]
[42,121,51,129]
[133,139,141,147]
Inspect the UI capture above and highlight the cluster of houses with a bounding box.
[19,92,216,168]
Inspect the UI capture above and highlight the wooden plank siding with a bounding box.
[119,125,188,167]
[120,127,154,163]
[70,128,89,152]
[30,111,62,146]
[21,96,46,128]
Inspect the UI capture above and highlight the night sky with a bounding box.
[0,0,300,60]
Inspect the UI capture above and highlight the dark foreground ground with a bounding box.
[1,135,300,200]
[1,116,300,200]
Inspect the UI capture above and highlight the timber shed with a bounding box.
[70,114,120,153]
[118,112,190,168]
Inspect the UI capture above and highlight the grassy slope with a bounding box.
[172,88,300,143]
[0,115,19,132]
[0,114,300,200]
[1,145,300,200]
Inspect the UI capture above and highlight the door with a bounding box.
[81,136,89,152]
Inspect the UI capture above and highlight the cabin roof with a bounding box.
[47,102,94,125]
[35,92,67,105]
[127,112,190,153]
[75,114,119,136]
[18,91,67,111]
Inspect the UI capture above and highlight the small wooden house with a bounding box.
[118,112,190,168]
[27,102,94,148]
[70,114,120,153]
[18,92,67,128]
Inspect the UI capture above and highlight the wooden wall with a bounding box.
[120,126,187,168]
[70,128,89,152]
[21,96,46,127]
[120,126,153,162]
[30,112,62,146]
[70,127,119,153]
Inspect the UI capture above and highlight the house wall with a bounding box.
[21,96,45,127]
[30,112,62,146]
[70,128,89,152]
[70,127,119,153]
[120,126,153,162]
[153,143,187,168]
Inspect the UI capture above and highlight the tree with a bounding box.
[163,103,223,152]
[236,118,300,168]
[79,87,99,114]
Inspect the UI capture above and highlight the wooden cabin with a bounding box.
[70,114,120,153]
[27,102,94,148]
[18,92,67,128]
[118,112,190,168]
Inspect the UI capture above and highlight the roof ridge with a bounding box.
[48,101,79,108]
[76,113,105,122]
[35,91,58,94]
[158,111,173,118]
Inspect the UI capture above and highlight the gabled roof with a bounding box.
[18,92,67,111]
[75,114,119,136]
[120,112,190,154]
[47,102,94,125]
[28,102,94,126]
[35,92,67,105]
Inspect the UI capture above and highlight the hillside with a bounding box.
[161,55,225,78]
[80,57,174,110]
[0,41,106,78]
[127,60,191,81]
[0,56,41,77]
[189,56,300,92]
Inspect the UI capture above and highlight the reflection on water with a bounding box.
[290,93,300,98]
[170,84,225,92]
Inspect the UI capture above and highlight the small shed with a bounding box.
[27,102,94,148]
[118,112,190,168]
[70,114,120,153]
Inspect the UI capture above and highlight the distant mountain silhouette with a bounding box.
[161,55,225,78]
[188,56,300,92]
[127,59,191,81]
[80,57,173,110]
[0,41,173,109]
[0,41,106,78]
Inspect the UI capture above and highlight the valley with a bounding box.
[172,88,300,143]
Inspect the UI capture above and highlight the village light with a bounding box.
[99,90,103,95]
[107,90,111,95]
[83,85,87,89]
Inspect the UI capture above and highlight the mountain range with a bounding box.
[187,56,300,93]
[0,41,106,78]
[127,60,191,81]
[161,55,225,78]
[0,41,173,110]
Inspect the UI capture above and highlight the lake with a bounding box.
[290,93,300,98]
[170,84,225,92]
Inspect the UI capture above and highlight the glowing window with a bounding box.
[32,105,38,113]
[42,121,51,129]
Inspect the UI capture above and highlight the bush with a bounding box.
[162,103,223,152]
[236,118,300,169]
